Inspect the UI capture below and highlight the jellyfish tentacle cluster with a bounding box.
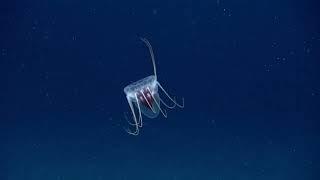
[123,38,184,135]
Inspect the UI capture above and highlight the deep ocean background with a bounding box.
[1,0,320,179]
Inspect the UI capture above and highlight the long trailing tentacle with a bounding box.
[140,38,157,80]
[157,82,184,108]
[147,88,168,118]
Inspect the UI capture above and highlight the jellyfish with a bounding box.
[123,38,184,135]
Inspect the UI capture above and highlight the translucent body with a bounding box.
[124,75,160,118]
[124,75,157,98]
[123,38,184,135]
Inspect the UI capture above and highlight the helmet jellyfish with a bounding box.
[123,38,184,135]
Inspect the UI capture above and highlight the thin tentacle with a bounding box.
[148,88,168,118]
[157,82,184,108]
[135,94,143,127]
[140,38,157,80]
[159,97,177,109]
[125,95,142,135]
[126,95,143,127]
[147,87,176,109]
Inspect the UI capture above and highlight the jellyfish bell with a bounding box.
[123,38,184,135]
[124,75,160,118]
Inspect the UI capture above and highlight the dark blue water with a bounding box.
[1,0,320,179]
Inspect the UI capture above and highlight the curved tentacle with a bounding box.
[125,95,143,135]
[147,88,168,118]
[157,82,184,108]
[147,87,176,109]
[140,38,157,80]
[159,97,177,109]
[126,95,142,127]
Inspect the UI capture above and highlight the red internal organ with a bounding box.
[137,88,154,109]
